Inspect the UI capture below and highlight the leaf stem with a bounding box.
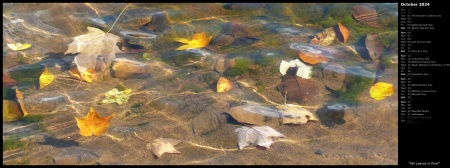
[106,3,131,34]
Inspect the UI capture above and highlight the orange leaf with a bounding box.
[298,51,329,65]
[217,77,233,93]
[75,107,114,136]
[370,82,394,100]
[337,23,349,43]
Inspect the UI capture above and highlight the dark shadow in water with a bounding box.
[208,81,218,92]
[355,35,371,60]
[315,105,346,128]
[221,112,241,125]
[38,136,79,148]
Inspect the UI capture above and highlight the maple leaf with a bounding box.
[174,32,212,50]
[74,107,115,136]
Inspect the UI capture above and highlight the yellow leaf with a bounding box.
[217,77,233,93]
[15,86,28,117]
[39,65,55,89]
[7,43,32,51]
[175,32,212,50]
[75,107,115,136]
[3,100,24,122]
[370,82,395,100]
[68,68,96,83]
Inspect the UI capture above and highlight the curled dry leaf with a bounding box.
[39,65,55,89]
[217,77,233,93]
[146,138,181,158]
[7,42,32,51]
[370,82,395,100]
[298,50,329,65]
[175,32,212,50]
[74,107,115,136]
[335,23,349,43]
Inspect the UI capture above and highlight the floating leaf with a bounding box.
[3,72,18,87]
[175,32,212,50]
[39,65,55,89]
[276,74,318,104]
[370,82,394,100]
[335,23,349,43]
[74,107,115,136]
[217,77,233,93]
[279,59,312,79]
[15,86,28,117]
[310,27,336,46]
[7,42,32,51]
[98,88,132,105]
[352,5,381,28]
[234,126,285,150]
[146,138,181,158]
[298,50,329,65]
[3,100,24,122]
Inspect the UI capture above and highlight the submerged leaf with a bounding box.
[39,65,55,89]
[68,66,96,83]
[217,77,233,93]
[98,88,132,105]
[352,5,381,28]
[175,32,212,50]
[74,107,114,136]
[370,82,394,100]
[234,126,285,149]
[146,138,181,158]
[336,23,349,43]
[365,32,383,61]
[15,86,28,117]
[3,100,24,122]
[7,42,32,51]
[65,27,122,75]
[276,74,318,104]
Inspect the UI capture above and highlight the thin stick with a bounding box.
[105,3,131,34]
[134,131,151,143]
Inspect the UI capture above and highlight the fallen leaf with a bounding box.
[370,82,394,100]
[7,42,32,51]
[74,107,115,136]
[276,74,318,104]
[98,88,132,105]
[276,104,318,125]
[335,23,349,43]
[39,65,55,89]
[3,72,18,87]
[298,50,329,65]
[217,77,233,93]
[15,86,28,117]
[234,126,285,149]
[279,59,312,79]
[365,32,383,61]
[175,32,212,50]
[146,138,181,158]
[65,27,122,77]
[68,66,96,83]
[3,100,24,122]
[310,27,336,46]
[352,5,381,28]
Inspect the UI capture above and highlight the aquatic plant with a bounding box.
[224,57,252,77]
[3,136,26,152]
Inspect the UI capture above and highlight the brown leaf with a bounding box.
[276,74,318,104]
[365,32,383,61]
[335,23,349,43]
[298,50,329,65]
[3,72,17,87]
[352,5,381,28]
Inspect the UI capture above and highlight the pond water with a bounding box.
[3,3,398,165]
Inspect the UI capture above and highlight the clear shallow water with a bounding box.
[3,3,398,165]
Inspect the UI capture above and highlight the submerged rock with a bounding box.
[52,147,100,165]
[140,12,170,32]
[322,62,346,91]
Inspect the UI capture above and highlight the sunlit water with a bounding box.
[3,3,398,165]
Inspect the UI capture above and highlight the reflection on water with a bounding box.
[3,3,398,165]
